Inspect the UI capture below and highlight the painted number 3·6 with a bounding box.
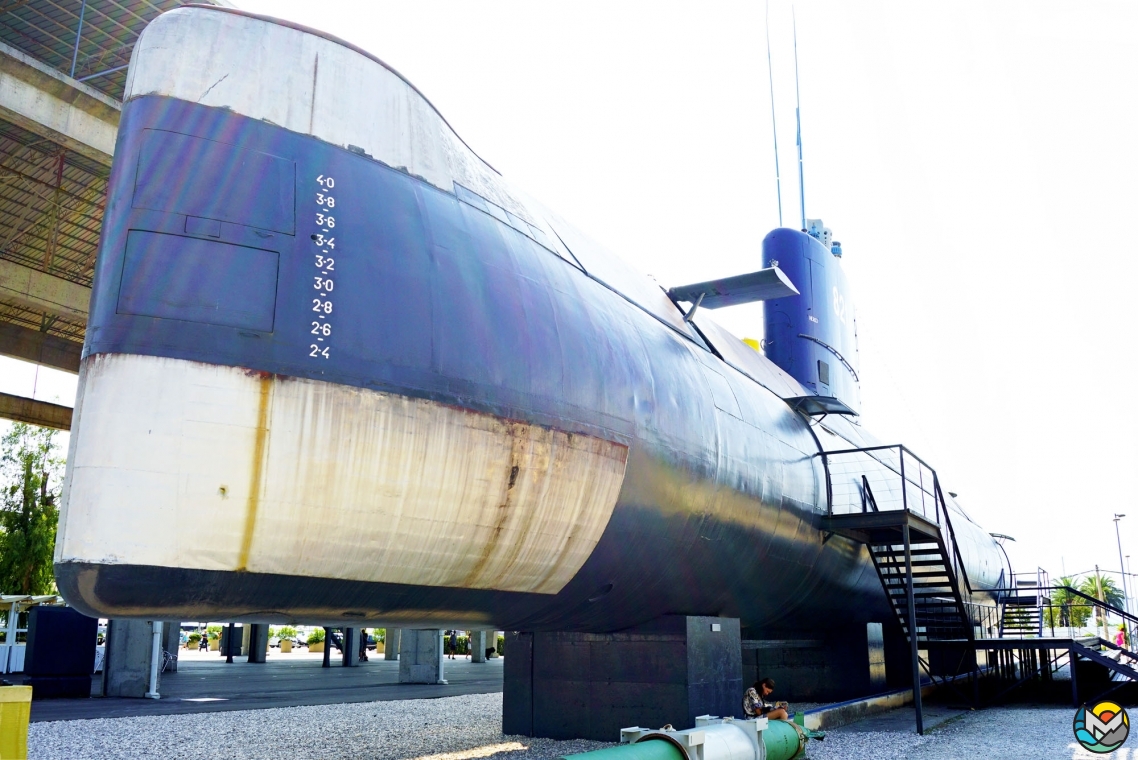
[309,174,338,359]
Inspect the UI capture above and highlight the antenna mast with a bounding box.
[793,7,806,230]
[765,0,783,227]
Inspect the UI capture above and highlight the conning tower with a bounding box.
[762,220,860,415]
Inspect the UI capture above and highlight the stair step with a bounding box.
[881,576,952,584]
[878,569,950,577]
[874,548,944,557]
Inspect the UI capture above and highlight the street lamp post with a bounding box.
[1128,555,1133,616]
[1115,514,1129,640]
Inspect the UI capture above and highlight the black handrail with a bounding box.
[821,442,974,595]
[933,477,973,596]
[991,585,1138,634]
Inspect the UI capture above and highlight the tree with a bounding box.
[1079,573,1125,632]
[0,423,64,594]
[1046,576,1092,630]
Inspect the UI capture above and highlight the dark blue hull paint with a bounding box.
[61,95,971,631]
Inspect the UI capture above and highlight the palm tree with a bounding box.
[1079,573,1125,636]
[1046,576,1092,631]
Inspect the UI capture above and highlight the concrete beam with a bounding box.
[0,391,71,430]
[0,320,81,373]
[0,40,119,166]
[0,259,91,321]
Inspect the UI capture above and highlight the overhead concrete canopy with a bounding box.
[0,1,228,429]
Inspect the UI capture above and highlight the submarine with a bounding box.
[55,5,1007,634]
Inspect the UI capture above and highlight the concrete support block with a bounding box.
[341,628,360,667]
[385,628,401,660]
[470,630,488,662]
[241,624,251,656]
[161,621,180,673]
[742,621,893,702]
[398,629,445,684]
[102,619,155,698]
[248,624,269,663]
[504,616,741,741]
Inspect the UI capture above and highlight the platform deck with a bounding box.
[29,655,504,722]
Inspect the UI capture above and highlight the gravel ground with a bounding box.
[29,693,610,760]
[812,704,1114,760]
[29,696,1114,760]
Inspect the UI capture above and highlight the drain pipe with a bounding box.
[145,621,162,699]
[436,630,448,684]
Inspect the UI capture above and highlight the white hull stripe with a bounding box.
[58,354,628,595]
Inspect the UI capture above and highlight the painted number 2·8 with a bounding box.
[309,174,339,360]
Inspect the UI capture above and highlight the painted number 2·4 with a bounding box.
[309,174,338,359]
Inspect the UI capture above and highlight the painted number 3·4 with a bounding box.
[308,174,337,360]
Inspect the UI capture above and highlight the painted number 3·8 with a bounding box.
[310,174,338,359]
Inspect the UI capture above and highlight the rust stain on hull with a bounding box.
[237,373,273,571]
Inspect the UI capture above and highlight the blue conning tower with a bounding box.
[762,224,860,416]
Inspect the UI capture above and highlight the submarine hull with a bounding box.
[56,7,1003,631]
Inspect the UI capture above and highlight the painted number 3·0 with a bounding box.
[310,174,337,361]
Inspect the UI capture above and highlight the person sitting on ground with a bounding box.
[742,677,789,721]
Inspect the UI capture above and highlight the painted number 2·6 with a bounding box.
[308,174,339,360]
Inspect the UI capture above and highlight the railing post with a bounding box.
[899,447,908,514]
[903,523,924,735]
[822,452,832,516]
[933,473,941,524]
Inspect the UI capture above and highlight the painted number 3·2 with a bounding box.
[310,174,336,359]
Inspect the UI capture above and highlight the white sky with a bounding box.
[8,0,1136,586]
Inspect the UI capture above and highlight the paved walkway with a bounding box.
[30,653,504,722]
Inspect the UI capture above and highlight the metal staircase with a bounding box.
[821,445,975,648]
[998,570,1049,637]
[820,444,976,734]
[817,442,1138,728]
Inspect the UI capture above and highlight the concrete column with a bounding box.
[470,630,488,663]
[341,628,360,667]
[248,624,269,663]
[220,624,242,662]
[161,621,180,672]
[385,628,401,660]
[241,624,252,656]
[398,629,446,684]
[103,619,156,698]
